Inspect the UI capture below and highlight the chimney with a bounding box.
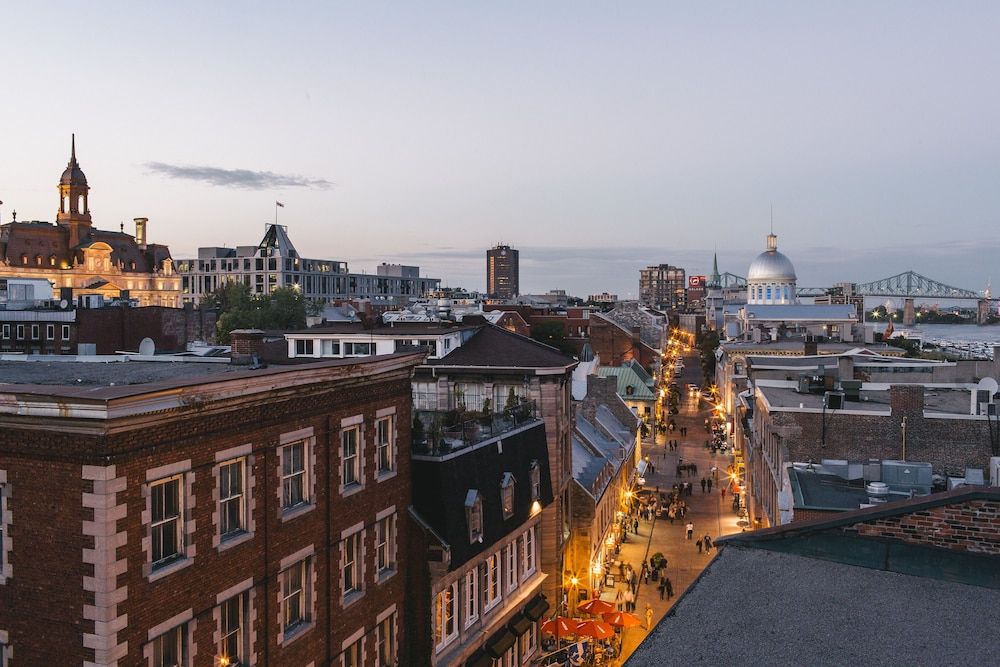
[134,217,148,247]
[837,355,854,381]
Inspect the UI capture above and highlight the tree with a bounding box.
[529,321,576,355]
[207,284,309,343]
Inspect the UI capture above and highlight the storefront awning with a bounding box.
[637,459,649,477]
[509,612,533,636]
[485,628,517,658]
[465,648,494,667]
[523,594,550,621]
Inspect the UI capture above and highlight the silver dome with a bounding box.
[747,249,797,282]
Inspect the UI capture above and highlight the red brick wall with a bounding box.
[76,305,218,353]
[852,499,1000,555]
[0,364,415,665]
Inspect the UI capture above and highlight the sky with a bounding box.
[2,2,999,298]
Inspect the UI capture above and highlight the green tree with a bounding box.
[207,284,309,343]
[529,321,576,355]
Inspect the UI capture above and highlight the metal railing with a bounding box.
[412,400,538,456]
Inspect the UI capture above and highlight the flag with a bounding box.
[275,201,285,207]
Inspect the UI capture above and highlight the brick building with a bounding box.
[0,352,422,665]
[76,305,218,353]
[486,245,519,300]
[588,313,660,372]
[638,264,685,311]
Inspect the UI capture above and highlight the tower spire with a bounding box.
[71,133,76,163]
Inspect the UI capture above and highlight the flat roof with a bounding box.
[0,359,240,387]
[626,546,999,666]
[757,382,974,415]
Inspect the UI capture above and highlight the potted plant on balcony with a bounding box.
[412,414,426,452]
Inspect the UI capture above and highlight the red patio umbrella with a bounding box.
[577,598,615,616]
[541,616,580,638]
[601,611,643,628]
[575,619,615,640]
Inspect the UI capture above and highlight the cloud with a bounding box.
[143,162,333,190]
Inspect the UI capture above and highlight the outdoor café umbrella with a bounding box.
[577,598,615,616]
[541,616,580,639]
[574,619,615,641]
[601,611,643,628]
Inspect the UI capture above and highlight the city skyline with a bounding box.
[3,3,999,296]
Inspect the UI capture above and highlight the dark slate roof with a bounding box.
[626,545,1000,667]
[788,468,872,511]
[410,421,554,571]
[287,322,479,335]
[427,324,577,369]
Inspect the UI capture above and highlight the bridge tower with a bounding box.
[978,299,991,325]
[903,298,916,326]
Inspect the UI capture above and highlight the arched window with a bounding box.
[35,255,42,266]
[78,195,85,213]
[465,490,483,543]
[500,473,516,520]
[49,255,56,267]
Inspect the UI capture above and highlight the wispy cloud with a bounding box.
[144,162,333,190]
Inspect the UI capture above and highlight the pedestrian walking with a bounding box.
[615,589,624,611]
[658,581,666,600]
[721,487,727,500]
[633,517,639,534]
[624,588,634,612]
[696,537,703,554]
[686,521,694,539]
[665,577,674,599]
[704,534,713,552]
[707,477,713,493]
[700,477,707,493]
[645,603,654,631]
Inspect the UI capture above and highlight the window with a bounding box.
[465,490,483,543]
[501,473,516,520]
[505,542,517,592]
[151,476,183,568]
[152,623,187,667]
[485,552,501,610]
[321,339,341,356]
[30,325,38,340]
[522,527,536,577]
[218,458,246,539]
[412,381,438,410]
[342,529,363,598]
[341,427,361,489]
[281,441,308,510]
[62,324,70,340]
[454,382,485,411]
[375,416,394,475]
[375,514,395,576]
[342,636,363,667]
[15,325,23,340]
[375,613,397,667]
[45,324,54,340]
[433,582,459,650]
[519,623,538,663]
[0,325,8,339]
[218,593,248,666]
[343,342,372,356]
[294,339,314,356]
[529,461,541,501]
[281,559,310,636]
[464,569,479,627]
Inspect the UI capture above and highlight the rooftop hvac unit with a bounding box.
[978,402,997,416]
[964,468,985,486]
[864,459,882,482]
[841,380,862,402]
[990,457,1000,487]
[865,481,889,496]
[824,392,844,410]
[881,460,933,492]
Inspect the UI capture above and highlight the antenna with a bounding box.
[769,202,773,234]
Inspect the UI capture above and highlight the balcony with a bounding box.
[412,400,539,456]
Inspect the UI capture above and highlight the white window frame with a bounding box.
[15,325,23,340]
[434,581,459,651]
[375,415,395,477]
[375,607,397,667]
[464,568,479,628]
[412,381,438,410]
[522,526,536,579]
[281,558,312,640]
[30,324,38,340]
[484,551,502,611]
[505,542,517,593]
[520,621,538,662]
[0,324,8,339]
[218,457,247,541]
[279,438,313,517]
[45,324,54,340]
[150,475,184,570]
[342,525,365,603]
[341,425,362,492]
[374,507,397,580]
[62,324,70,340]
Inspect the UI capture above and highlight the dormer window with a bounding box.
[529,461,541,501]
[501,473,516,520]
[465,490,483,544]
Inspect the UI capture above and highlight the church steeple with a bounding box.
[708,252,721,288]
[57,133,92,248]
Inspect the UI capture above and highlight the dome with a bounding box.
[747,249,796,282]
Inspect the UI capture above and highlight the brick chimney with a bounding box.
[230,329,266,358]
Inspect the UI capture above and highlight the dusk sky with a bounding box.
[3,2,999,297]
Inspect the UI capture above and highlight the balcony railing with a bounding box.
[412,400,539,456]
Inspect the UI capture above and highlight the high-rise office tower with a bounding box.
[487,244,519,299]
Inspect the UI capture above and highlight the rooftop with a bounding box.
[0,358,240,387]
[597,365,657,401]
[757,380,977,415]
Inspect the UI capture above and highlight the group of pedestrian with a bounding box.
[699,476,714,493]
[667,439,680,451]
[657,575,674,600]
[696,534,714,554]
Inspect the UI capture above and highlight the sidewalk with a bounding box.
[610,358,742,664]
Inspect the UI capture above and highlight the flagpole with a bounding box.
[275,201,278,226]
